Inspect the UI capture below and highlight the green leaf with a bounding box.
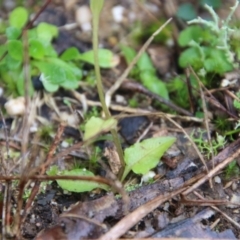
[16,71,34,96]
[176,3,197,21]
[140,71,169,99]
[9,7,28,29]
[7,40,23,61]
[44,43,58,57]
[6,55,22,70]
[6,26,21,40]
[56,168,108,192]
[33,58,82,92]
[120,45,137,65]
[78,49,118,68]
[179,47,203,69]
[0,45,7,59]
[137,52,155,72]
[32,58,82,85]
[29,39,45,59]
[36,22,58,42]
[204,49,233,74]
[40,77,59,92]
[121,136,176,181]
[178,26,213,47]
[60,47,80,61]
[84,116,117,140]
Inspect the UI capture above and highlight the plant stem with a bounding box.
[91,1,125,171]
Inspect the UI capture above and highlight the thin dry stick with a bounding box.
[183,146,240,195]
[193,191,240,230]
[72,90,203,122]
[23,123,65,215]
[99,187,186,240]
[21,29,31,171]
[165,116,209,173]
[189,66,214,160]
[0,109,10,173]
[189,66,213,188]
[2,182,9,239]
[105,18,172,107]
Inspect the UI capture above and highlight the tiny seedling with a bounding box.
[191,129,226,159]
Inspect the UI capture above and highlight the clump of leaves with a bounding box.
[0,6,117,95]
[178,1,239,76]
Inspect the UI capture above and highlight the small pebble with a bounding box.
[5,97,25,116]
[214,176,221,184]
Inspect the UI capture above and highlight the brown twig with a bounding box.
[120,80,193,116]
[105,18,172,107]
[22,123,65,220]
[98,186,187,240]
[183,141,240,196]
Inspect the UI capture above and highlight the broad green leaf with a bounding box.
[60,47,80,61]
[121,136,176,181]
[33,58,81,89]
[7,40,23,61]
[56,168,108,192]
[6,26,21,40]
[0,45,7,58]
[41,77,59,92]
[178,26,214,47]
[9,7,28,29]
[34,58,82,92]
[137,52,155,72]
[29,39,45,59]
[36,22,58,42]
[43,43,58,57]
[28,28,38,39]
[179,47,203,69]
[204,49,233,74]
[140,71,169,99]
[6,55,22,70]
[16,71,34,96]
[78,49,118,68]
[176,3,197,21]
[60,78,79,90]
[84,116,117,140]
[120,45,137,65]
